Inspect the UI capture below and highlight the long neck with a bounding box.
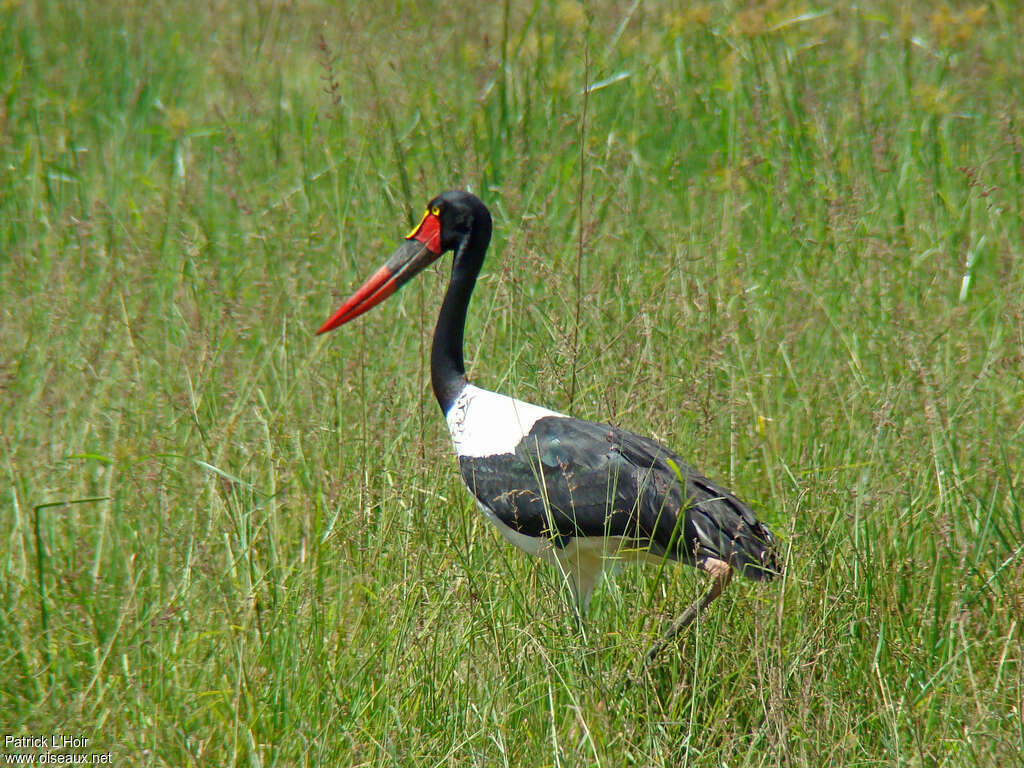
[430,265,475,413]
[431,231,488,414]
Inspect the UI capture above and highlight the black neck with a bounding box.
[431,224,490,414]
[430,266,473,413]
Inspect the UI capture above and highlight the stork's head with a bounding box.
[317,190,491,334]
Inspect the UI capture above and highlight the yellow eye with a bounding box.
[431,205,441,216]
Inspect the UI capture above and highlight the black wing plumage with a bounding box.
[459,416,780,581]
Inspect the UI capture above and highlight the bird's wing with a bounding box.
[459,416,779,580]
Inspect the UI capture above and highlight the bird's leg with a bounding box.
[553,546,600,640]
[645,558,732,666]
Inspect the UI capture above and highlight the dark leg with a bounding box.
[645,558,732,666]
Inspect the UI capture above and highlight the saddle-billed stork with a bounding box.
[318,190,780,656]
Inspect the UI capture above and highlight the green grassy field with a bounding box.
[3,1,1023,764]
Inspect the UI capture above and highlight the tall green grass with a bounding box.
[2,1,1022,764]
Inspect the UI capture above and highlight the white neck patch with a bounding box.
[445,383,565,458]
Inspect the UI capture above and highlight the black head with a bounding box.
[316,190,493,334]
[425,190,492,258]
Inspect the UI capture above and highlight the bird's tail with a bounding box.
[683,479,782,582]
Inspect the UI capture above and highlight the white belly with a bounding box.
[474,501,548,556]
[475,499,666,609]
